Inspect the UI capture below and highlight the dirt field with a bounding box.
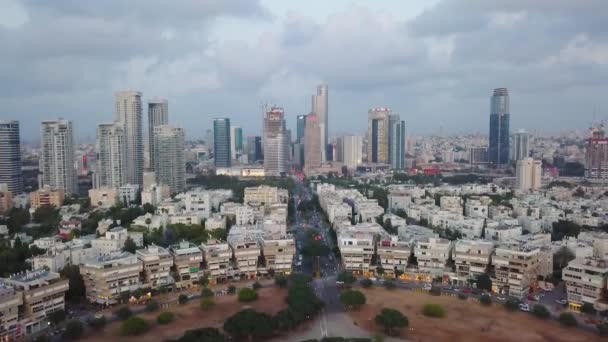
[84,287,288,342]
[347,288,604,342]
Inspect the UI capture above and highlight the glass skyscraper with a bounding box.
[213,118,231,168]
[489,88,510,166]
[0,120,23,195]
[296,114,307,143]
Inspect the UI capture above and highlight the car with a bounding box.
[519,303,530,312]
[462,288,471,294]
[369,277,377,282]
[527,294,538,301]
[555,299,568,305]
[496,296,506,301]
[423,284,432,290]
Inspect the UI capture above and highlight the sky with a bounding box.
[1,0,607,142]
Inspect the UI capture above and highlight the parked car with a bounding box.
[423,284,432,290]
[519,303,531,312]
[555,299,568,305]
[496,296,506,301]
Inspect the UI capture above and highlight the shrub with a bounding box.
[88,316,106,330]
[360,278,373,288]
[457,293,467,300]
[581,302,596,315]
[504,298,520,311]
[339,290,366,310]
[275,275,288,288]
[201,287,214,298]
[238,288,259,302]
[383,280,396,290]
[201,298,215,311]
[597,322,608,336]
[178,294,189,304]
[422,304,445,318]
[479,294,492,306]
[145,300,159,312]
[63,320,84,340]
[558,312,577,327]
[227,285,236,294]
[120,317,149,336]
[115,307,133,321]
[531,304,550,319]
[157,311,175,325]
[252,281,262,290]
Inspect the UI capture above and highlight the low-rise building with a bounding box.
[0,283,22,340]
[453,239,494,285]
[563,258,608,312]
[464,196,491,218]
[338,229,376,275]
[118,184,139,205]
[136,245,174,290]
[30,186,64,209]
[259,234,296,275]
[414,237,453,277]
[376,235,411,277]
[485,225,523,242]
[201,240,232,284]
[493,243,542,299]
[228,231,261,280]
[0,190,13,213]
[80,251,143,305]
[91,227,144,256]
[88,187,118,208]
[169,241,203,290]
[244,186,288,207]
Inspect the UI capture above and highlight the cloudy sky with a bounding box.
[1,0,607,142]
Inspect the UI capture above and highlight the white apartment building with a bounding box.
[516,158,542,192]
[40,119,76,195]
[118,184,139,205]
[96,122,128,188]
[89,187,118,208]
[414,237,453,277]
[141,183,170,207]
[493,243,542,298]
[244,186,288,207]
[221,202,257,225]
[91,227,144,256]
[259,234,296,275]
[227,227,261,279]
[114,90,144,187]
[0,283,22,340]
[376,235,411,277]
[169,241,204,290]
[388,191,412,211]
[485,225,523,242]
[440,196,463,214]
[338,229,376,275]
[464,196,491,218]
[80,251,143,305]
[453,239,494,285]
[153,125,186,194]
[136,244,174,289]
[31,237,96,272]
[563,258,608,312]
[201,240,232,284]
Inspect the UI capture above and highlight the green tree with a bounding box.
[558,312,577,327]
[48,310,66,325]
[178,294,189,304]
[551,220,581,241]
[201,287,214,298]
[200,298,215,311]
[59,265,86,302]
[479,294,492,306]
[252,281,262,290]
[223,309,275,341]
[120,317,149,336]
[581,302,596,315]
[360,278,373,288]
[340,290,366,310]
[143,203,155,214]
[115,307,133,321]
[238,288,259,302]
[227,285,237,294]
[177,327,224,342]
[198,275,210,287]
[275,275,288,288]
[87,316,106,330]
[475,273,492,291]
[337,271,357,286]
[422,304,445,318]
[145,300,159,312]
[122,237,137,253]
[375,308,409,336]
[157,311,175,324]
[63,320,84,340]
[597,322,608,337]
[274,309,296,331]
[383,280,396,290]
[504,298,520,311]
[553,246,575,270]
[531,304,550,319]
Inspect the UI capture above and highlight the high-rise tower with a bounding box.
[231,126,243,160]
[0,120,23,195]
[390,120,406,170]
[41,119,76,195]
[213,118,231,168]
[489,88,510,166]
[312,84,328,161]
[96,122,128,188]
[304,113,321,173]
[511,130,530,161]
[263,107,289,176]
[154,125,185,194]
[367,107,391,164]
[115,91,144,186]
[148,98,168,170]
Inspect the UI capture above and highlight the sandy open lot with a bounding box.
[84,286,287,342]
[347,288,603,342]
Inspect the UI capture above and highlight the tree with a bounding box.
[200,298,215,311]
[49,310,66,325]
[376,266,385,276]
[145,300,159,312]
[115,307,133,321]
[275,275,288,288]
[383,280,396,290]
[422,304,445,318]
[143,203,155,214]
[157,311,175,324]
[177,327,225,342]
[375,308,409,336]
[558,312,577,327]
[227,285,237,294]
[340,290,366,310]
[120,317,149,336]
[360,278,373,288]
[552,221,581,241]
[201,287,214,298]
[223,309,275,341]
[88,316,106,330]
[531,304,550,319]
[504,298,520,311]
[59,265,85,303]
[581,302,596,315]
[63,320,84,340]
[274,309,297,331]
[597,322,608,337]
[573,187,585,198]
[238,288,259,302]
[198,275,210,287]
[178,294,189,304]
[337,271,357,286]
[122,237,137,253]
[252,281,262,290]
[479,294,492,306]
[553,246,575,273]
[475,273,492,292]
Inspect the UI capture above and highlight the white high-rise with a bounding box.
[148,98,169,170]
[263,107,289,176]
[511,130,530,161]
[96,122,128,188]
[41,119,76,195]
[153,125,185,194]
[341,135,363,170]
[516,158,542,191]
[115,91,144,187]
[312,84,328,161]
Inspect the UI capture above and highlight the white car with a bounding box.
[519,303,530,312]
[555,299,568,305]
[423,284,432,290]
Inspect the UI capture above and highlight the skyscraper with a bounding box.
[367,107,390,164]
[296,114,307,143]
[304,113,321,173]
[585,126,608,180]
[213,118,231,168]
[387,114,400,165]
[312,84,328,161]
[153,125,185,194]
[230,126,243,160]
[148,98,168,170]
[41,119,76,195]
[0,120,23,195]
[516,158,542,191]
[247,136,262,164]
[96,122,128,188]
[489,88,510,166]
[263,107,289,176]
[341,135,363,170]
[115,91,144,186]
[390,120,406,170]
[511,130,530,161]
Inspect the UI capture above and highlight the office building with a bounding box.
[213,118,231,168]
[296,114,307,142]
[516,157,542,191]
[390,119,406,169]
[312,84,328,161]
[147,98,169,170]
[585,126,608,180]
[341,135,363,170]
[304,113,322,173]
[0,120,23,195]
[153,125,185,194]
[511,129,530,161]
[247,136,262,164]
[489,88,510,166]
[41,119,75,195]
[80,251,143,305]
[96,122,128,188]
[230,126,243,160]
[114,90,144,186]
[263,107,289,176]
[367,107,390,164]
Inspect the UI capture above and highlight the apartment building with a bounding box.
[493,243,541,299]
[200,240,232,284]
[169,241,203,290]
[414,237,453,277]
[221,202,257,225]
[464,196,491,218]
[0,190,12,213]
[30,186,64,209]
[136,245,174,289]
[453,239,494,285]
[0,283,22,340]
[376,235,411,277]
[439,196,463,214]
[88,187,118,208]
[80,251,143,305]
[563,258,608,312]
[259,234,296,275]
[244,186,288,207]
[338,230,376,275]
[485,225,523,242]
[91,227,144,256]
[3,270,69,335]
[227,232,261,280]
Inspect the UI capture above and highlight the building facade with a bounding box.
[96,122,128,188]
[312,84,328,161]
[304,113,321,173]
[147,98,169,171]
[114,91,144,187]
[516,158,542,191]
[213,118,231,168]
[153,125,185,194]
[511,130,530,161]
[41,119,76,195]
[489,88,510,166]
[230,126,243,160]
[367,107,390,164]
[0,120,23,195]
[585,126,608,180]
[263,107,289,176]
